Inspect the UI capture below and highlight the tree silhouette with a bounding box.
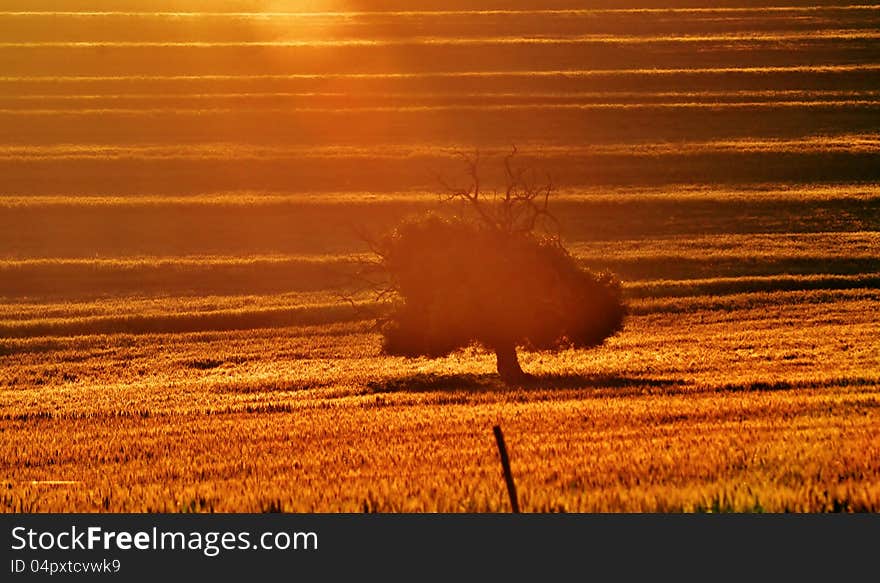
[363,148,626,385]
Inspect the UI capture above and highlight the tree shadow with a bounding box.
[366,372,684,394]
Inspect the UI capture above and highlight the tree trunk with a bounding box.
[495,343,528,385]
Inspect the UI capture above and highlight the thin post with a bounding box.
[493,425,520,513]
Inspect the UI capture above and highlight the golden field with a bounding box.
[1,1,879,512]
[3,284,879,512]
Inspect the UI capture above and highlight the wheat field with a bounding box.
[1,1,879,513]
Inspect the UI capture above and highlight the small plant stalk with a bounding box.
[493,425,520,513]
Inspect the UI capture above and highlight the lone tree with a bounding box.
[361,148,625,385]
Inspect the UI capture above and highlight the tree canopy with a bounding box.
[365,150,626,384]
